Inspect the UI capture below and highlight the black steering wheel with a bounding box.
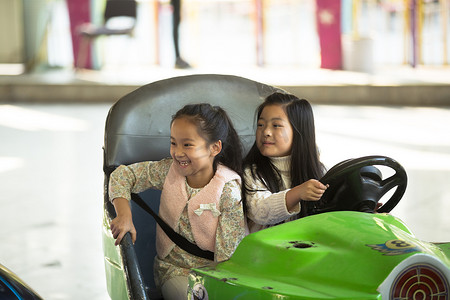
[311,156,407,214]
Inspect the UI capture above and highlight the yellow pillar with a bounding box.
[403,0,410,64]
[352,0,359,39]
[418,0,423,65]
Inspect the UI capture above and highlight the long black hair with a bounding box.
[243,92,326,217]
[172,103,243,176]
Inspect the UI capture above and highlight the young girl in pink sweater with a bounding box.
[109,103,245,299]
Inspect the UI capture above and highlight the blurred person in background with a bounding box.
[171,0,191,68]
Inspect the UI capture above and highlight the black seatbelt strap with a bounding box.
[130,193,214,261]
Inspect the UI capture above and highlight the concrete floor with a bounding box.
[0,101,449,299]
[0,103,111,300]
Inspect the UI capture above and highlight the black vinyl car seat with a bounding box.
[103,74,282,299]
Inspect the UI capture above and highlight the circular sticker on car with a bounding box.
[385,240,415,250]
[367,239,421,256]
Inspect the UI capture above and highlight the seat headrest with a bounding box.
[104,74,282,168]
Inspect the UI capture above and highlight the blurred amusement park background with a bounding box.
[0,0,449,74]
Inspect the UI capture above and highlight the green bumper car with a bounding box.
[101,75,450,300]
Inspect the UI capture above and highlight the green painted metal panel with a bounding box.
[188,212,449,299]
[102,211,129,300]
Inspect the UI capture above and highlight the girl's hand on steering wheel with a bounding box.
[298,179,328,201]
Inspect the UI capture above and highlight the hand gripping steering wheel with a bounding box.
[312,156,407,214]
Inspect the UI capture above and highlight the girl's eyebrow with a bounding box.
[170,136,196,142]
[259,116,285,122]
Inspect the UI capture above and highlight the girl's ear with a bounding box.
[210,140,222,157]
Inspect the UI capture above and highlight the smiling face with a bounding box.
[170,117,221,188]
[256,104,294,158]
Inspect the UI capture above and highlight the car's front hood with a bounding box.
[189,212,450,299]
